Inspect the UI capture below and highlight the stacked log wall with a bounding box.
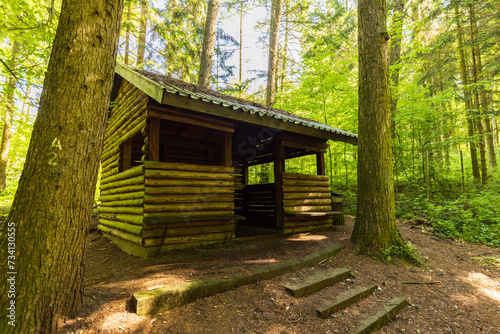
[281,173,333,233]
[99,80,149,249]
[142,161,236,252]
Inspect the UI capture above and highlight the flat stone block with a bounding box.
[316,285,378,319]
[282,267,351,298]
[300,244,345,267]
[250,259,303,281]
[354,297,408,334]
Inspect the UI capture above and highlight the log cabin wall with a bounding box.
[243,183,277,227]
[281,173,333,233]
[141,161,236,253]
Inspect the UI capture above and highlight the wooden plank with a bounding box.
[143,202,234,213]
[145,169,234,181]
[283,198,332,207]
[284,211,340,217]
[274,134,285,228]
[100,184,145,196]
[121,140,133,171]
[283,186,331,193]
[145,186,233,195]
[98,224,143,245]
[115,63,164,103]
[143,219,236,230]
[145,179,233,187]
[283,192,331,200]
[283,218,333,227]
[282,223,333,234]
[100,165,144,185]
[144,160,234,173]
[99,191,145,202]
[144,194,234,204]
[99,206,143,215]
[142,223,234,238]
[282,179,331,187]
[282,268,351,298]
[99,218,143,236]
[222,131,232,167]
[100,198,144,207]
[100,175,145,191]
[282,138,327,153]
[143,213,244,225]
[316,152,326,176]
[143,232,232,247]
[149,118,160,161]
[284,206,332,213]
[282,173,329,181]
[282,132,329,150]
[99,213,143,225]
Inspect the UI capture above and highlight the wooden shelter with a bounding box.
[98,64,357,257]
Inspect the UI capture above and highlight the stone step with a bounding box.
[282,268,351,298]
[354,297,408,334]
[316,285,378,319]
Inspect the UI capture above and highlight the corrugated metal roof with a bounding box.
[116,64,357,141]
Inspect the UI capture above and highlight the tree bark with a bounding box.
[468,3,496,168]
[0,41,20,191]
[124,0,131,65]
[389,0,404,138]
[136,0,148,68]
[469,5,488,183]
[352,0,406,252]
[455,5,480,182]
[265,0,283,107]
[198,0,219,88]
[0,0,123,332]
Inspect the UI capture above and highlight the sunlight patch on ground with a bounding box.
[286,233,328,242]
[450,292,480,306]
[463,272,500,303]
[101,311,143,332]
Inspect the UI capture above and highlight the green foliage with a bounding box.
[396,177,500,247]
[377,243,421,264]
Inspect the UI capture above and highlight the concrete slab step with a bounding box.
[354,297,408,334]
[316,285,378,319]
[282,268,351,298]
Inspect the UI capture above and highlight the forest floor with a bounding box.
[61,216,500,334]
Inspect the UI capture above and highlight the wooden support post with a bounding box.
[316,152,326,176]
[274,134,285,228]
[242,160,249,185]
[149,118,160,161]
[121,140,133,171]
[223,132,232,167]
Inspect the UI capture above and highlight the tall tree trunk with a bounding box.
[455,5,480,182]
[469,5,488,183]
[265,0,283,107]
[198,0,219,88]
[352,0,406,253]
[239,1,243,84]
[280,0,289,91]
[0,41,20,191]
[468,4,497,168]
[124,0,131,65]
[389,0,404,138]
[136,0,148,68]
[0,0,123,332]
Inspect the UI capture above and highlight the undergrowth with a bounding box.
[396,175,500,247]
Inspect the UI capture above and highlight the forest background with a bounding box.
[1,0,499,251]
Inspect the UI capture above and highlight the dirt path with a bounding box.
[61,217,500,333]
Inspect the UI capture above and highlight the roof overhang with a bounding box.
[114,63,357,145]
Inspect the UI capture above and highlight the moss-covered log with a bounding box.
[99,212,143,225]
[282,179,331,187]
[283,205,332,213]
[144,179,233,187]
[101,163,144,186]
[100,198,144,207]
[99,218,143,235]
[282,173,329,181]
[100,175,145,190]
[144,161,234,173]
[97,224,143,245]
[283,192,331,200]
[141,223,234,238]
[99,191,145,202]
[283,198,332,206]
[143,202,234,213]
[143,232,231,247]
[99,206,143,215]
[142,219,235,230]
[283,186,331,193]
[145,169,234,181]
[145,186,233,196]
[143,211,231,222]
[144,194,234,204]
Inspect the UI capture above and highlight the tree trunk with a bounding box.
[124,0,131,65]
[468,4,496,168]
[198,0,219,88]
[389,0,404,138]
[265,0,283,107]
[0,41,20,191]
[352,0,406,252]
[239,1,243,84]
[136,0,148,68]
[0,0,123,332]
[469,5,488,183]
[455,5,480,182]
